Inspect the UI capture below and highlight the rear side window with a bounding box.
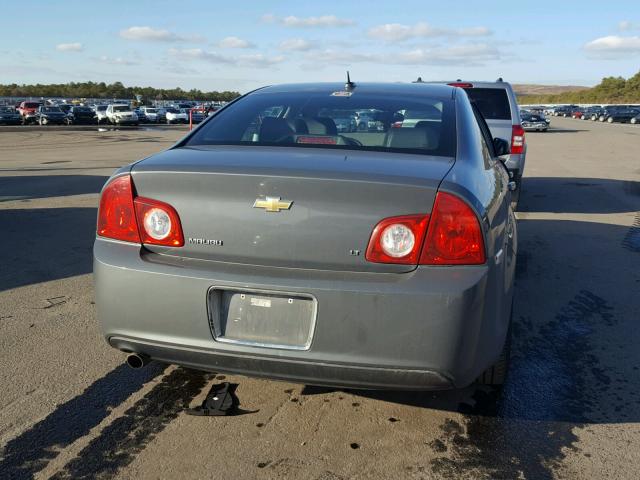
[465,88,511,120]
[185,91,456,158]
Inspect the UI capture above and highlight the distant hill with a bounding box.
[517,71,640,104]
[513,84,589,96]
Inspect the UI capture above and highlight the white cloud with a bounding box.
[168,48,234,64]
[584,35,640,58]
[120,26,187,42]
[617,21,640,32]
[618,20,633,31]
[262,14,354,27]
[309,44,500,66]
[56,42,83,52]
[168,48,284,67]
[279,38,313,51]
[96,55,137,66]
[238,53,285,66]
[368,22,491,42]
[218,36,254,48]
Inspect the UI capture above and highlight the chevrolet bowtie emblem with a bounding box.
[253,196,293,213]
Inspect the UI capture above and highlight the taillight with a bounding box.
[134,197,184,247]
[511,125,525,154]
[97,175,140,243]
[97,174,184,247]
[365,215,430,264]
[420,192,485,265]
[365,192,485,266]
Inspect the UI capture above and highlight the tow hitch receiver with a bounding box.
[186,382,240,416]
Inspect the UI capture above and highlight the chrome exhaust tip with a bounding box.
[126,353,150,369]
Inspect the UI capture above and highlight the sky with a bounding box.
[0,0,639,93]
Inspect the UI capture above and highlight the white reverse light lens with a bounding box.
[380,224,415,258]
[143,207,171,240]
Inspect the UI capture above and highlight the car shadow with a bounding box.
[539,128,586,133]
[0,207,97,291]
[301,217,640,479]
[0,174,108,202]
[518,177,640,214]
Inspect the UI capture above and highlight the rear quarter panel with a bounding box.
[440,91,514,370]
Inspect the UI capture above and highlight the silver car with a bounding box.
[94,82,517,390]
[422,79,526,206]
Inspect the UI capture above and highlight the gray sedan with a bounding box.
[94,82,517,390]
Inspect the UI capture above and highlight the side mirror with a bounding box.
[493,137,510,158]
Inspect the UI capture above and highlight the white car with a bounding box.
[94,105,109,124]
[106,104,139,125]
[164,107,188,124]
[140,107,162,123]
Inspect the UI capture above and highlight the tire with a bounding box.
[477,305,512,386]
[631,117,637,124]
[607,117,614,123]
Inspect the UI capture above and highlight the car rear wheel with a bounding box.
[607,117,614,123]
[477,305,512,386]
[632,117,637,124]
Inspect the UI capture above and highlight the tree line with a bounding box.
[0,81,241,102]
[518,70,640,104]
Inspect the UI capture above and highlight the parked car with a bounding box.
[601,106,640,123]
[69,106,97,124]
[570,107,586,119]
[36,105,67,125]
[94,105,109,124]
[95,82,517,390]
[521,111,548,131]
[186,107,205,123]
[577,106,601,120]
[553,105,577,117]
[18,101,42,124]
[139,106,163,123]
[0,105,22,125]
[134,108,148,123]
[165,107,188,124]
[430,79,526,206]
[106,104,139,126]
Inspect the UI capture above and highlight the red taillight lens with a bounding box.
[97,174,184,247]
[365,214,430,264]
[97,175,140,243]
[420,192,485,265]
[134,197,184,247]
[511,124,525,154]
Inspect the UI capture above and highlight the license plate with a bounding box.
[208,288,317,350]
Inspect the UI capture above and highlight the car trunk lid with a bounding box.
[131,146,454,273]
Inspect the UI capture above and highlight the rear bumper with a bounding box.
[109,336,452,390]
[94,238,506,390]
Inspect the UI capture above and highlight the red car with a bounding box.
[18,101,42,124]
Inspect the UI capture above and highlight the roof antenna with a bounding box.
[345,71,355,90]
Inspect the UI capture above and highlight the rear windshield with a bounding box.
[111,105,130,112]
[0,107,14,113]
[464,88,511,120]
[24,103,40,108]
[96,105,107,111]
[185,91,456,157]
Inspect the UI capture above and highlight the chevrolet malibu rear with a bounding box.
[94,83,517,390]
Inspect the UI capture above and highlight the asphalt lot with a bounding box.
[0,118,639,479]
